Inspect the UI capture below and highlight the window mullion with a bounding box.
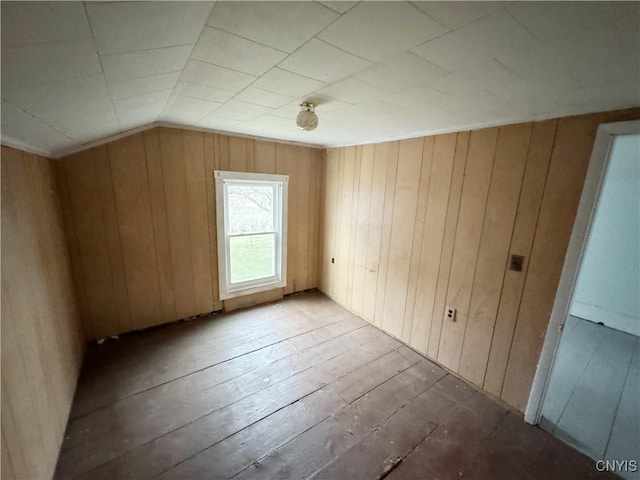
[228,231,276,238]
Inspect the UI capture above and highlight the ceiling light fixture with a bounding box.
[296,102,318,131]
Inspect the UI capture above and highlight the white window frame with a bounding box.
[215,170,288,300]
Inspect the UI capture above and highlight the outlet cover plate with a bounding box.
[445,305,457,322]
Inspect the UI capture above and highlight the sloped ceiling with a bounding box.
[1,1,639,157]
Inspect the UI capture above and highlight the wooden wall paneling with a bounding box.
[247,138,256,172]
[2,427,16,479]
[184,131,215,314]
[143,128,178,323]
[316,109,639,412]
[53,127,320,338]
[401,136,435,343]
[330,147,345,302]
[7,290,63,462]
[335,147,356,306]
[297,147,311,291]
[18,155,72,435]
[2,390,22,479]
[308,149,322,289]
[229,136,251,172]
[276,144,298,294]
[2,368,35,479]
[316,149,325,293]
[362,142,389,323]
[318,149,329,293]
[483,120,557,396]
[55,162,91,333]
[159,128,197,319]
[458,124,533,386]
[333,148,353,306]
[409,133,457,354]
[44,153,85,364]
[437,128,498,371]
[64,149,119,339]
[315,149,327,291]
[381,138,424,339]
[1,148,84,479]
[287,145,304,292]
[373,141,399,328]
[212,134,221,171]
[332,146,347,303]
[427,132,470,359]
[501,108,640,409]
[500,115,605,410]
[22,158,71,427]
[345,146,362,306]
[2,167,54,479]
[254,140,276,174]
[218,134,230,170]
[228,136,244,171]
[321,149,339,297]
[203,133,223,311]
[108,135,163,330]
[330,149,344,301]
[92,145,132,334]
[25,158,83,406]
[350,144,374,316]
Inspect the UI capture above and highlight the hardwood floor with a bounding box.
[55,291,614,480]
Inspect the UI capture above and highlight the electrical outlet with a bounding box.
[445,306,457,322]
[509,254,524,272]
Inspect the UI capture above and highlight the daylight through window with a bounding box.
[215,171,288,299]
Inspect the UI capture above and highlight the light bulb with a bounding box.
[296,103,318,131]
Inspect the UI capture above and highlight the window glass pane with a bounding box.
[227,184,274,234]
[229,233,275,283]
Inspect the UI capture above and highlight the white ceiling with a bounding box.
[1,1,639,157]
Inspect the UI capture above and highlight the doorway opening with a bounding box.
[526,121,639,478]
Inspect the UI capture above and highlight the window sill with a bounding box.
[219,279,287,300]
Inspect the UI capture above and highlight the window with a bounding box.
[215,171,288,299]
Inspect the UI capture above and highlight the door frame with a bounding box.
[524,119,640,424]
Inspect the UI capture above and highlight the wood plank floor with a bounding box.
[55,291,614,480]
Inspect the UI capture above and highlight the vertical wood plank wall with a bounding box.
[319,108,640,412]
[58,127,322,341]
[1,147,85,480]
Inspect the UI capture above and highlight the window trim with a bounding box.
[214,170,288,300]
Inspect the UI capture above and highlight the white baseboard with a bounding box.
[570,301,639,337]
